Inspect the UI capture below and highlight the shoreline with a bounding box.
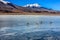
[0,13,60,16]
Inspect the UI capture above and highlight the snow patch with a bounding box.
[24,3,41,7]
[0,0,10,4]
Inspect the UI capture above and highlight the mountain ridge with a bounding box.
[0,0,60,15]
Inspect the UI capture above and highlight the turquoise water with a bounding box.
[0,15,60,34]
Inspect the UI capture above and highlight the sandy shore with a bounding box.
[0,13,60,16]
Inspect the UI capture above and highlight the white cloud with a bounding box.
[24,3,41,7]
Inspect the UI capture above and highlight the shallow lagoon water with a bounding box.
[0,15,60,34]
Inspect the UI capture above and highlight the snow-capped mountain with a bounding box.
[0,0,60,14]
[0,0,24,13]
[23,3,58,13]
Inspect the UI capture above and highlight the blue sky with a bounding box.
[6,0,60,10]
